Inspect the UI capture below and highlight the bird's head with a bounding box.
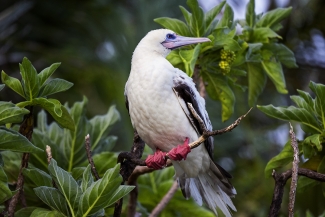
[136,29,211,57]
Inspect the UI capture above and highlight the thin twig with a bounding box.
[7,107,34,217]
[186,103,252,149]
[288,123,299,217]
[149,180,179,217]
[46,145,52,164]
[268,168,325,217]
[85,134,100,180]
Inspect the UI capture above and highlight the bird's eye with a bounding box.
[166,33,176,40]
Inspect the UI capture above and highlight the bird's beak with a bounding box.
[162,35,211,50]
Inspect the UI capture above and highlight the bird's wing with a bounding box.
[172,69,214,159]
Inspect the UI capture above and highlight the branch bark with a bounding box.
[149,180,179,217]
[7,106,34,217]
[85,134,100,180]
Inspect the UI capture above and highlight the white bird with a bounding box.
[125,29,236,216]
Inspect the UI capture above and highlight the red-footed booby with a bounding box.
[125,29,236,216]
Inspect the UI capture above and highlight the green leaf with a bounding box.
[30,208,66,217]
[246,43,262,61]
[297,176,318,193]
[179,6,192,26]
[89,105,120,150]
[216,4,234,29]
[246,0,256,27]
[264,43,298,68]
[91,152,117,178]
[77,164,134,216]
[179,44,201,77]
[0,166,12,203]
[247,63,266,106]
[202,72,235,122]
[290,95,314,115]
[15,207,38,217]
[48,159,82,215]
[167,50,183,66]
[304,134,322,152]
[38,63,61,87]
[0,84,4,91]
[256,7,292,30]
[309,82,325,128]
[257,105,322,134]
[205,1,225,32]
[1,151,21,184]
[34,187,69,216]
[187,0,205,36]
[71,167,86,181]
[81,165,94,192]
[250,27,281,43]
[23,168,52,187]
[0,127,43,153]
[32,98,75,131]
[1,71,25,98]
[154,18,190,36]
[261,51,287,94]
[39,78,73,97]
[317,156,325,174]
[0,101,29,125]
[265,141,293,177]
[20,57,39,100]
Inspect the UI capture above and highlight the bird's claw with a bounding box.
[167,137,191,161]
[145,148,167,170]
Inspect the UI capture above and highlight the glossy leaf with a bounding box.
[202,72,235,121]
[290,95,314,115]
[19,57,39,100]
[81,165,93,192]
[23,168,52,187]
[297,176,318,193]
[257,105,322,134]
[91,152,117,177]
[0,166,12,203]
[256,7,292,29]
[0,127,43,153]
[246,0,255,27]
[154,18,190,36]
[179,44,201,77]
[14,207,38,217]
[264,43,298,68]
[34,187,69,216]
[250,27,281,43]
[247,63,266,106]
[1,71,25,98]
[77,164,134,216]
[187,0,205,36]
[309,82,325,128]
[1,151,21,184]
[317,156,325,174]
[0,101,29,125]
[30,208,66,217]
[39,78,73,97]
[32,98,75,131]
[167,50,183,66]
[179,6,192,26]
[264,141,293,177]
[205,1,225,32]
[216,4,234,29]
[48,159,82,214]
[38,63,61,87]
[89,105,120,150]
[261,53,287,94]
[304,134,322,152]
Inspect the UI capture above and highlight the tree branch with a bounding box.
[288,123,299,217]
[7,106,34,217]
[84,134,100,180]
[149,180,179,217]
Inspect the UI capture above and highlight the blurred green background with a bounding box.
[1,0,325,216]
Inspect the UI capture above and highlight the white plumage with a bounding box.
[125,29,236,216]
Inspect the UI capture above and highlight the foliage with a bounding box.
[259,81,325,196]
[0,58,133,216]
[155,0,297,121]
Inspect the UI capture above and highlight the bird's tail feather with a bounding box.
[178,161,236,217]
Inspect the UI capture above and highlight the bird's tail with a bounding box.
[178,160,236,217]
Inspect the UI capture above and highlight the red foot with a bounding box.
[167,138,191,161]
[145,148,167,170]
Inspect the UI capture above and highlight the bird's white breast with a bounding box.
[126,55,198,152]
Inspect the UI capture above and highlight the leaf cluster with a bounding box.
[259,82,325,196]
[155,0,297,121]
